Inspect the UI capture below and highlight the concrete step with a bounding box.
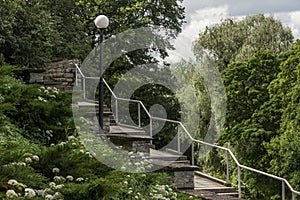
[180,189,243,200]
[217,192,239,197]
[150,149,188,161]
[195,187,236,193]
[76,101,111,109]
[109,125,146,135]
[195,171,231,187]
[190,171,242,199]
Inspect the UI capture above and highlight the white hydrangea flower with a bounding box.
[79,149,85,153]
[25,157,32,163]
[52,167,60,173]
[35,189,45,197]
[8,179,18,186]
[76,177,84,182]
[24,188,36,198]
[32,155,39,161]
[6,189,18,198]
[49,182,56,190]
[18,162,26,167]
[53,192,63,199]
[66,175,74,181]
[53,176,66,182]
[45,194,53,200]
[55,184,64,190]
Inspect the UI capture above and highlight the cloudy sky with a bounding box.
[168,0,300,62]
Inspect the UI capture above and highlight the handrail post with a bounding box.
[238,166,242,198]
[150,118,153,144]
[292,192,295,200]
[177,129,180,152]
[75,68,78,86]
[115,99,118,124]
[282,181,285,200]
[138,102,141,128]
[226,150,230,183]
[83,77,86,100]
[191,142,194,166]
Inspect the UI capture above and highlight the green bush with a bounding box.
[0,66,74,144]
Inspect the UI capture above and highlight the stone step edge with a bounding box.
[195,171,232,187]
[195,187,236,193]
[216,192,239,197]
[165,148,183,155]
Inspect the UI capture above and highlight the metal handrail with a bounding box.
[74,64,300,199]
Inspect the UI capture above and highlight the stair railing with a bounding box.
[74,64,300,200]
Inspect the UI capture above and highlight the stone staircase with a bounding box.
[150,148,242,199]
[75,100,243,200]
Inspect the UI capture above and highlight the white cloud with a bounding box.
[167,6,230,63]
[287,11,300,39]
[273,11,300,39]
[167,4,300,64]
[183,0,300,17]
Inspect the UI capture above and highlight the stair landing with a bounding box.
[180,172,243,200]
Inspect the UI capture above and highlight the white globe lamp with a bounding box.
[94,15,109,29]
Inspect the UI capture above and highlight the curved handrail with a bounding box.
[74,64,300,199]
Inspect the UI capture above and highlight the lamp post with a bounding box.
[94,15,109,129]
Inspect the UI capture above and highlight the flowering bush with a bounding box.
[149,184,177,199]
[0,66,74,144]
[0,67,200,200]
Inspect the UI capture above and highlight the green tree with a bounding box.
[0,0,185,68]
[266,40,300,191]
[222,50,280,131]
[217,51,283,198]
[193,14,293,72]
[0,0,62,67]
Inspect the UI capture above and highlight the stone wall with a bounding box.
[43,59,79,91]
[172,170,194,189]
[26,59,79,91]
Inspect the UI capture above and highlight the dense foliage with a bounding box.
[0,67,199,199]
[192,14,300,199]
[0,0,185,67]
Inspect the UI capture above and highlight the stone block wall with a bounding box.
[23,59,79,91]
[43,59,79,91]
[171,170,195,189]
